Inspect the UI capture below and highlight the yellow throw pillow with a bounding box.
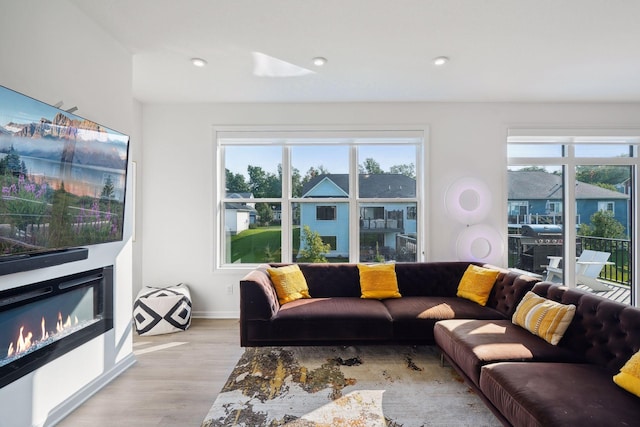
[267,264,311,305]
[357,263,401,299]
[614,350,640,397]
[456,265,500,306]
[512,291,576,345]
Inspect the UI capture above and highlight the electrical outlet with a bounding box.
[227,285,233,295]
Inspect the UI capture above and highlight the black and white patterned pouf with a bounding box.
[133,283,192,336]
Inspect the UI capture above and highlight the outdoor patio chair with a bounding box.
[544,249,614,291]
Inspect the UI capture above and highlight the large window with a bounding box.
[508,132,638,305]
[217,128,425,266]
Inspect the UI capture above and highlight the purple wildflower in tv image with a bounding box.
[0,85,130,257]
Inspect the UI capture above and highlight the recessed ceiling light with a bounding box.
[191,57,208,67]
[312,57,327,67]
[433,56,449,66]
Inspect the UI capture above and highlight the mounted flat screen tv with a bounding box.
[0,85,129,271]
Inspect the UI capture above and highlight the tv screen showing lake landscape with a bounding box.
[0,85,130,258]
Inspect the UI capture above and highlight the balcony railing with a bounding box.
[360,218,403,231]
[508,214,581,226]
[508,234,631,287]
[579,236,630,286]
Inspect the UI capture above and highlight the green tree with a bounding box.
[3,145,22,174]
[594,182,618,192]
[517,166,548,172]
[225,169,250,193]
[389,163,415,178]
[247,165,280,198]
[291,166,303,197]
[359,158,384,174]
[255,203,274,226]
[262,244,276,262]
[297,225,330,262]
[576,165,629,186]
[100,175,115,199]
[579,210,626,238]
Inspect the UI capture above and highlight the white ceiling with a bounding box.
[70,0,640,104]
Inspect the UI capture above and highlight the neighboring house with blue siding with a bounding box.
[508,171,629,233]
[300,174,417,259]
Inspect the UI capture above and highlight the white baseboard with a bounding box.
[192,310,240,319]
[43,353,137,427]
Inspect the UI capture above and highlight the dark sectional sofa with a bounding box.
[240,261,538,346]
[240,262,640,426]
[435,281,640,427]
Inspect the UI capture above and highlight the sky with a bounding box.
[225,141,633,178]
[508,143,633,158]
[225,144,417,178]
[0,86,56,126]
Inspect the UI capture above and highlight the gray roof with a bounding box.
[227,192,253,199]
[508,170,628,200]
[301,174,416,198]
[224,202,255,212]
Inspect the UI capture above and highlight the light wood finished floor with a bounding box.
[57,319,243,427]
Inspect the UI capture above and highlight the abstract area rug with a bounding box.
[201,346,500,426]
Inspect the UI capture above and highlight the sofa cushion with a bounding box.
[382,296,505,342]
[394,262,473,297]
[267,264,311,305]
[271,297,393,342]
[456,265,500,306]
[484,267,540,317]
[297,263,362,298]
[434,319,578,386]
[357,263,401,299]
[480,362,640,427]
[512,291,576,345]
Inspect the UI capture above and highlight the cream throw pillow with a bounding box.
[512,291,576,345]
[267,264,311,305]
[456,265,500,306]
[357,263,401,299]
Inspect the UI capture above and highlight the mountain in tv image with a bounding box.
[1,112,127,171]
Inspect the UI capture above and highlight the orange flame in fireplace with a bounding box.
[6,312,80,359]
[41,316,48,341]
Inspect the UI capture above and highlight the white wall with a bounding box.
[0,2,137,426]
[141,102,640,317]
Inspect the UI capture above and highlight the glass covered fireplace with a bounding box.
[0,266,113,388]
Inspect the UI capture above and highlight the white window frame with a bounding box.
[508,201,528,215]
[407,205,417,220]
[214,125,428,269]
[508,128,639,306]
[598,201,615,212]
[546,201,562,214]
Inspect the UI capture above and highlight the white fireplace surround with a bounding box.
[0,2,137,426]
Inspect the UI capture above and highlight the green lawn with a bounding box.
[230,225,353,264]
[230,226,300,263]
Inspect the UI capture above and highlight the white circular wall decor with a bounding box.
[445,177,492,224]
[456,224,503,265]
